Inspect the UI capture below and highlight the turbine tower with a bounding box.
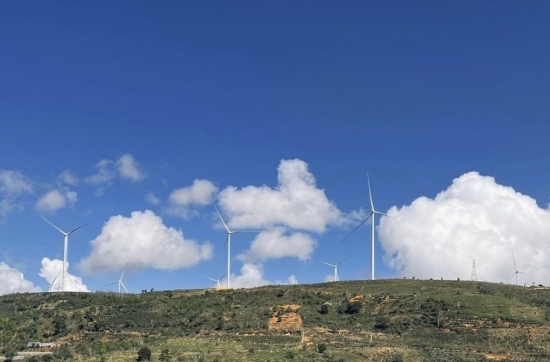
[42,217,91,292]
[204,274,226,289]
[342,173,388,280]
[214,206,258,289]
[321,259,345,282]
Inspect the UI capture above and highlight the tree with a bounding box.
[137,346,152,361]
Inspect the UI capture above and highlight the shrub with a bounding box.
[137,346,152,361]
[317,343,327,353]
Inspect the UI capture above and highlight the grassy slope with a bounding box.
[1,280,550,361]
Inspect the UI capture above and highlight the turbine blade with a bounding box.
[218,273,226,281]
[374,211,391,218]
[320,260,335,267]
[233,230,261,234]
[511,249,518,271]
[204,276,217,282]
[42,216,67,235]
[367,172,375,210]
[506,273,517,283]
[121,282,128,293]
[517,271,531,277]
[105,282,117,286]
[341,213,373,242]
[224,234,229,248]
[120,269,126,281]
[67,221,92,235]
[337,258,346,266]
[214,206,231,233]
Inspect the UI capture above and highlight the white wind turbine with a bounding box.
[342,173,389,280]
[507,249,530,286]
[107,269,129,294]
[214,206,259,289]
[204,274,226,290]
[321,259,345,282]
[42,217,91,292]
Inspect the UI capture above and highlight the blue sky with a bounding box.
[1,2,550,293]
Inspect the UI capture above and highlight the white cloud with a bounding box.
[230,263,272,288]
[36,189,78,213]
[0,170,33,195]
[167,179,218,218]
[116,153,145,182]
[39,258,89,292]
[87,159,115,185]
[79,210,213,274]
[145,192,162,205]
[237,227,316,262]
[0,170,33,219]
[218,159,345,233]
[229,263,298,288]
[58,169,79,186]
[0,262,41,295]
[379,172,550,285]
[86,154,145,185]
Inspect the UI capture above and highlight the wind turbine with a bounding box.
[507,249,530,286]
[214,206,259,289]
[42,216,91,292]
[342,173,389,280]
[107,269,129,294]
[321,259,345,282]
[204,274,226,289]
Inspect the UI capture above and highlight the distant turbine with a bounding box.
[342,173,389,280]
[204,273,226,289]
[42,217,91,292]
[107,269,129,294]
[507,249,530,286]
[214,206,259,289]
[321,259,345,282]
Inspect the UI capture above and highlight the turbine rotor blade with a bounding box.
[67,221,92,235]
[374,211,391,218]
[506,273,517,283]
[341,213,373,242]
[367,172,375,210]
[218,273,227,281]
[42,216,67,235]
[511,249,518,271]
[320,260,335,267]
[121,282,128,293]
[204,276,217,282]
[224,234,229,248]
[337,259,346,266]
[214,206,231,233]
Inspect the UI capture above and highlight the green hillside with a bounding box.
[2,280,550,361]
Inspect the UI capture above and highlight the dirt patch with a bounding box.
[268,313,302,332]
[485,353,509,360]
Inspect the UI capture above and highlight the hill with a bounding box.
[1,279,550,361]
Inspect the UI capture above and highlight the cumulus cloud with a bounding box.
[36,189,78,213]
[167,179,219,218]
[86,154,145,185]
[218,159,345,233]
[58,169,79,186]
[79,210,213,274]
[237,227,316,262]
[379,172,550,285]
[39,258,89,292]
[0,262,41,295]
[230,263,272,288]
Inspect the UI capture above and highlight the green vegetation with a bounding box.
[1,280,550,361]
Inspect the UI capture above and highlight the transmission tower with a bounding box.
[471,258,477,281]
